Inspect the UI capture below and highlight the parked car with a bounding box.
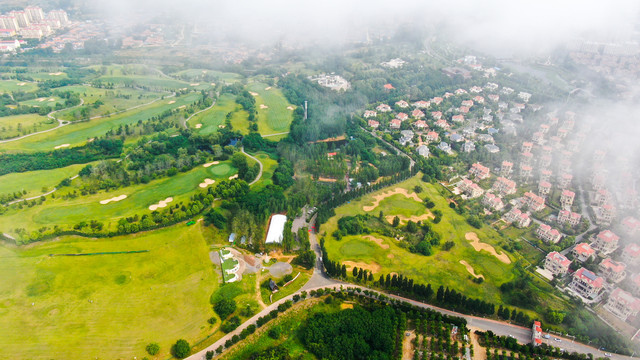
[542,334,551,339]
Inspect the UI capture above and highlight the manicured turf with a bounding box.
[0,92,201,152]
[194,93,246,134]
[323,174,516,301]
[246,82,294,135]
[0,162,94,198]
[0,223,220,360]
[97,75,206,91]
[172,69,242,82]
[0,161,237,236]
[0,113,57,139]
[0,79,38,93]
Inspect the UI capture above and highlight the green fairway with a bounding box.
[0,79,38,93]
[0,161,237,236]
[323,174,516,301]
[172,69,242,83]
[19,96,64,107]
[97,75,206,91]
[0,223,220,360]
[251,151,278,189]
[194,93,250,135]
[0,163,92,198]
[0,92,201,152]
[247,82,294,135]
[0,113,57,139]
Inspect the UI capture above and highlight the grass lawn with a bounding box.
[246,82,294,136]
[19,96,65,107]
[0,162,95,198]
[0,113,57,139]
[96,75,195,91]
[0,222,220,360]
[323,174,516,302]
[251,151,278,189]
[0,92,201,152]
[172,69,242,83]
[0,79,38,93]
[0,161,237,237]
[260,270,312,305]
[194,93,248,134]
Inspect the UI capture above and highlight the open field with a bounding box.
[0,92,201,152]
[172,69,242,83]
[323,174,516,301]
[194,93,247,134]
[96,75,214,91]
[0,113,57,139]
[0,163,94,198]
[0,222,220,360]
[19,96,65,107]
[246,82,294,136]
[0,161,237,236]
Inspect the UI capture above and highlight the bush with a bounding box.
[171,339,191,359]
[268,326,282,339]
[283,274,293,283]
[214,298,237,320]
[208,317,217,325]
[221,316,241,333]
[146,343,160,355]
[206,350,215,360]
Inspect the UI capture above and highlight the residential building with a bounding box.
[492,177,517,196]
[595,204,615,226]
[425,131,439,142]
[389,119,401,129]
[560,190,575,210]
[416,145,430,158]
[632,274,640,297]
[572,242,596,262]
[25,6,45,22]
[452,114,465,123]
[482,193,504,211]
[599,258,627,283]
[592,230,620,255]
[532,321,543,346]
[544,251,571,276]
[48,10,69,25]
[524,191,546,212]
[570,268,604,300]
[431,97,443,105]
[621,217,640,235]
[621,243,640,266]
[520,165,533,180]
[518,92,532,102]
[397,112,408,121]
[540,169,552,182]
[367,119,379,129]
[538,181,551,197]
[474,95,485,104]
[469,163,490,180]
[557,210,581,227]
[522,141,533,153]
[532,131,544,144]
[484,144,499,153]
[414,120,427,129]
[488,94,499,102]
[462,141,476,153]
[412,109,425,119]
[521,152,533,166]
[431,111,443,120]
[450,133,464,143]
[537,224,562,244]
[435,119,450,129]
[500,161,513,178]
[364,110,377,118]
[399,130,414,146]
[413,100,430,108]
[503,208,531,228]
[0,39,20,52]
[437,142,452,154]
[604,288,640,322]
[376,104,392,112]
[396,100,409,108]
[459,179,484,199]
[595,189,610,206]
[461,100,474,107]
[0,15,19,30]
[9,10,29,28]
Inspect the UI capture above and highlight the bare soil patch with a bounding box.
[340,303,354,310]
[402,331,416,360]
[317,177,337,182]
[459,260,485,279]
[363,187,422,212]
[465,232,511,264]
[343,261,381,273]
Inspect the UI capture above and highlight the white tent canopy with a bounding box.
[265,214,287,244]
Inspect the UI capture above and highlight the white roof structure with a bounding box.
[265,214,287,244]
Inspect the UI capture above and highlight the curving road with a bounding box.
[240,147,263,186]
[182,98,216,129]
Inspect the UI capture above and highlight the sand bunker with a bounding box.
[249,91,259,96]
[49,72,63,76]
[17,82,26,86]
[190,83,200,86]
[178,105,186,109]
[168,100,176,104]
[199,178,216,188]
[343,261,381,273]
[48,98,55,101]
[99,194,128,205]
[54,144,70,149]
[363,235,389,249]
[37,98,46,102]
[465,232,511,264]
[259,104,269,109]
[148,197,174,211]
[203,161,220,167]
[218,125,226,128]
[195,123,202,129]
[228,174,238,180]
[211,82,216,86]
[286,106,295,110]
[460,260,485,279]
[363,188,423,212]
[264,86,272,90]
[385,213,434,225]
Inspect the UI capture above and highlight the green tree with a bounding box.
[146,343,160,355]
[171,339,191,359]
[214,298,236,320]
[392,216,400,227]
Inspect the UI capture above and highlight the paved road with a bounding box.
[241,147,263,186]
[362,126,415,170]
[262,131,290,138]
[182,100,216,129]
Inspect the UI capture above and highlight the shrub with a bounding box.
[268,326,282,339]
[171,339,191,359]
[146,343,160,355]
[221,316,241,333]
[214,298,236,320]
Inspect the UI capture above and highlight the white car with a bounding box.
[604,353,612,357]
[554,338,561,342]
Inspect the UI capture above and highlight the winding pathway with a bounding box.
[241,147,263,186]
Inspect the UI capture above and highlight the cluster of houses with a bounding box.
[364,80,538,160]
[0,6,69,41]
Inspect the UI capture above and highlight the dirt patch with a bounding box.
[199,178,215,188]
[317,177,337,182]
[340,303,354,310]
[402,331,416,360]
[148,197,173,211]
[259,104,269,109]
[270,250,297,264]
[460,260,485,279]
[343,261,381,273]
[387,253,395,259]
[363,235,389,249]
[468,327,488,360]
[363,187,422,212]
[99,194,127,205]
[203,161,220,167]
[54,144,70,149]
[269,262,293,278]
[465,232,511,264]
[385,213,434,225]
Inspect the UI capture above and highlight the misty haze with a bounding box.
[0,1,638,360]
